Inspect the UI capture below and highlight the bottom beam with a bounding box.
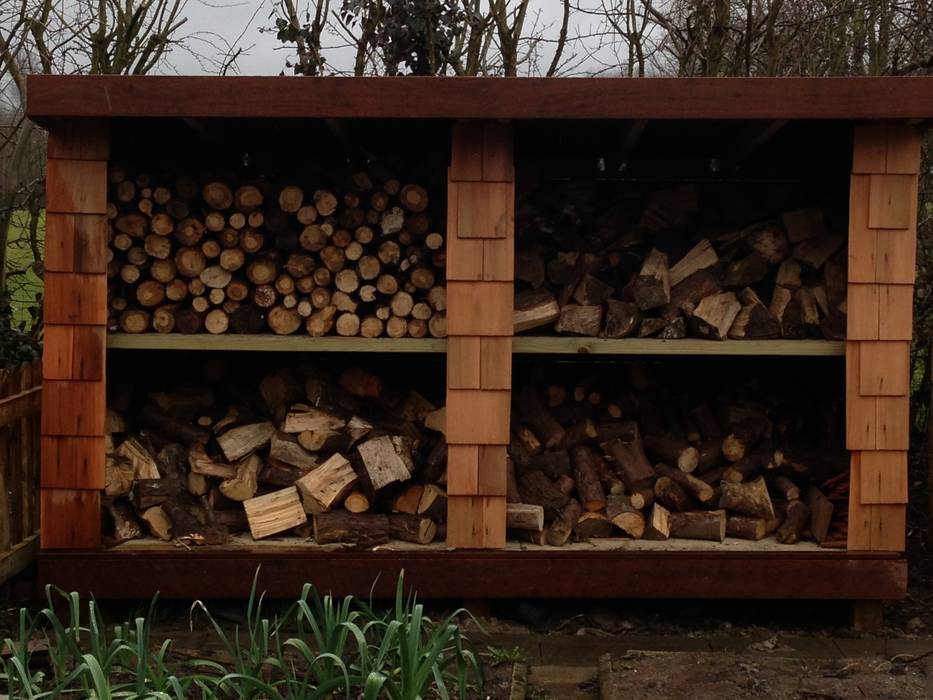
[39,550,906,601]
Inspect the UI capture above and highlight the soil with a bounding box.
[602,650,933,700]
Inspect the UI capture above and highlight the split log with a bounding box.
[217,422,275,462]
[295,453,359,513]
[633,249,670,310]
[603,300,640,338]
[642,503,671,540]
[133,479,183,510]
[514,288,561,332]
[805,486,834,544]
[140,506,172,541]
[417,484,447,521]
[555,304,603,336]
[218,454,261,502]
[392,484,425,515]
[689,292,741,341]
[243,486,308,539]
[357,435,414,490]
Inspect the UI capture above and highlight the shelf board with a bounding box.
[512,337,845,356]
[108,334,845,357]
[107,334,446,353]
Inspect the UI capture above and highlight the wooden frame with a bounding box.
[27,77,931,605]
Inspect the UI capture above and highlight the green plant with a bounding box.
[485,645,525,666]
[0,570,485,699]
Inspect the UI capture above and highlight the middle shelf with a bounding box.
[107,333,846,356]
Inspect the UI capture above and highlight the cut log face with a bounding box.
[689,292,742,341]
[356,435,413,490]
[633,249,671,310]
[243,486,308,540]
[295,453,359,513]
[606,495,646,539]
[218,454,261,502]
[387,514,437,544]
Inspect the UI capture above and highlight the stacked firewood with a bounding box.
[514,187,846,341]
[505,366,846,546]
[105,168,447,338]
[103,365,448,548]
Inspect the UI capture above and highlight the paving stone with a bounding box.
[885,638,933,659]
[528,664,597,700]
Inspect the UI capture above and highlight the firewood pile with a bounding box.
[103,364,448,548]
[105,167,447,338]
[514,186,846,341]
[506,362,847,546]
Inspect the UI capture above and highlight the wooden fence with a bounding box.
[0,359,41,586]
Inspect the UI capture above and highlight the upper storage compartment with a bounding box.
[512,120,852,348]
[105,118,451,340]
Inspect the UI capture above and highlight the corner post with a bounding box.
[40,119,109,549]
[445,121,515,548]
[846,122,919,552]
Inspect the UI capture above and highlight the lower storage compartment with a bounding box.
[105,350,448,549]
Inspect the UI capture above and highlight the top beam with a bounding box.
[26,76,933,123]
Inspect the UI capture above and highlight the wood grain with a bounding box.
[480,337,512,390]
[873,228,916,284]
[42,325,74,380]
[40,488,100,549]
[482,123,515,181]
[41,380,105,436]
[40,436,105,489]
[846,343,877,450]
[445,389,511,445]
[449,122,484,181]
[858,341,909,396]
[446,445,480,495]
[447,282,513,336]
[455,182,513,239]
[869,505,906,551]
[876,396,910,450]
[27,76,933,120]
[846,284,879,340]
[878,285,913,340]
[483,237,515,281]
[851,124,888,173]
[44,272,107,325]
[447,337,482,389]
[46,160,107,214]
[868,174,914,230]
[859,451,907,505]
[71,326,106,380]
[46,120,109,160]
[847,175,875,283]
[884,125,922,174]
[847,453,872,550]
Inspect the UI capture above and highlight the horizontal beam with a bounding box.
[27,76,933,121]
[39,550,906,600]
[107,334,446,353]
[511,338,845,356]
[0,385,42,427]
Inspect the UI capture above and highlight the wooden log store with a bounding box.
[27,76,933,623]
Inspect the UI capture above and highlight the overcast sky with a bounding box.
[167,1,605,76]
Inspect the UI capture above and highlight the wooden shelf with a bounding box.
[107,334,446,353]
[512,337,845,357]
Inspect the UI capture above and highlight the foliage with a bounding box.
[485,645,525,666]
[0,571,484,699]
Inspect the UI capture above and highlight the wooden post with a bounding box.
[40,120,109,549]
[846,123,919,552]
[445,121,514,548]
